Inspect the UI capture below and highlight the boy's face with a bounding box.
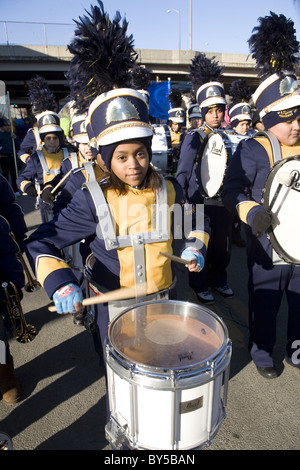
[205,106,224,129]
[43,134,60,152]
[270,115,300,146]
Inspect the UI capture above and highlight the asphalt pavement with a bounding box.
[0,194,299,451]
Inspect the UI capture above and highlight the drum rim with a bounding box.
[262,155,300,265]
[196,131,229,199]
[106,299,230,375]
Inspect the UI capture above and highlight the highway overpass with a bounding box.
[0,44,259,107]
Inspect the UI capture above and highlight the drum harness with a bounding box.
[82,176,175,323]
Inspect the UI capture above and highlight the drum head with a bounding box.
[196,132,228,198]
[108,300,227,369]
[262,156,300,264]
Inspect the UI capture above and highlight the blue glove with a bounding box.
[181,248,205,271]
[52,283,83,314]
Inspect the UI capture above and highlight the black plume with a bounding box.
[229,79,252,104]
[131,66,151,91]
[67,0,137,111]
[188,53,224,90]
[27,75,57,112]
[168,87,182,108]
[248,11,300,79]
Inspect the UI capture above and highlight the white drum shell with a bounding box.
[151,125,173,171]
[105,300,231,450]
[197,131,247,198]
[262,156,300,264]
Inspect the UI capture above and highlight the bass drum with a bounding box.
[261,155,300,264]
[196,130,246,198]
[105,300,232,450]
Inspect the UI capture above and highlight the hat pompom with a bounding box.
[248,11,300,80]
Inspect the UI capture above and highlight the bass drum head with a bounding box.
[107,300,227,370]
[196,132,228,198]
[262,156,300,264]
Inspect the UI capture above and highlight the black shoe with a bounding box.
[256,366,278,379]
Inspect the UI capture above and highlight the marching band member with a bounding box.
[24,2,210,370]
[187,102,202,130]
[17,75,56,164]
[222,12,300,378]
[176,53,233,304]
[228,79,253,136]
[168,87,186,162]
[41,114,95,208]
[16,112,69,223]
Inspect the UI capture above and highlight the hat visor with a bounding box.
[73,134,89,144]
[199,97,227,109]
[39,124,63,134]
[269,93,300,113]
[97,124,153,147]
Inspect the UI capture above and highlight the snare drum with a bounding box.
[262,155,300,264]
[196,131,246,198]
[105,300,232,450]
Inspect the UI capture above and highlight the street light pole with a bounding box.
[166,9,181,51]
[190,0,192,50]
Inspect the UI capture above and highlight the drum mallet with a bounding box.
[268,171,295,212]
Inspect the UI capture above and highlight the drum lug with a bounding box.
[105,418,130,450]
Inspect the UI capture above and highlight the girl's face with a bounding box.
[270,115,300,146]
[110,140,150,186]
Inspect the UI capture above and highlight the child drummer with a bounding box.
[25,86,210,361]
[222,12,300,378]
[24,2,210,364]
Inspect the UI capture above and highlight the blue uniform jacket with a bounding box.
[222,134,300,233]
[25,176,210,300]
[17,128,40,163]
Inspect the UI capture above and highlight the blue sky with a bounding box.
[1,0,300,55]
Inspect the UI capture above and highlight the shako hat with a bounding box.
[188,103,202,119]
[188,53,226,117]
[89,88,152,146]
[67,1,153,170]
[71,114,89,144]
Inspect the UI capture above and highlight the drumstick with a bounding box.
[268,172,293,212]
[159,251,192,265]
[51,169,73,194]
[48,283,147,312]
